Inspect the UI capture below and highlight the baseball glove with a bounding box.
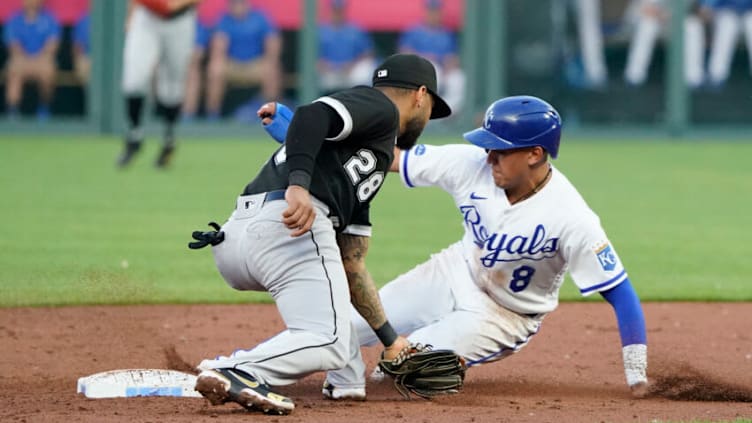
[378,343,466,399]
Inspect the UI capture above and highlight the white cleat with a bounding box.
[322,381,366,401]
[369,366,386,383]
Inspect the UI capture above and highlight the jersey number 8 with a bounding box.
[509,265,536,293]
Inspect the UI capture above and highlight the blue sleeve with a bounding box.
[261,13,278,36]
[73,16,88,47]
[599,278,647,346]
[262,102,293,144]
[448,33,458,54]
[4,16,18,46]
[398,29,415,50]
[48,13,62,40]
[358,29,373,54]
[216,15,231,35]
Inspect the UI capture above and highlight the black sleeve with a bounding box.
[285,102,344,189]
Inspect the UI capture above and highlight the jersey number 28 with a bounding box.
[344,149,384,202]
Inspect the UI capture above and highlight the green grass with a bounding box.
[0,135,750,306]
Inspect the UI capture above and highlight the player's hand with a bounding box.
[282,185,315,237]
[382,336,410,361]
[257,102,277,125]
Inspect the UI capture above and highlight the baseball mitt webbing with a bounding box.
[378,343,466,399]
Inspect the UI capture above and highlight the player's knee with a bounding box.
[312,329,350,370]
[122,79,150,97]
[207,60,225,81]
[156,88,183,106]
[40,69,56,83]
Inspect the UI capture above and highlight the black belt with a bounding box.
[264,190,286,203]
[166,5,195,20]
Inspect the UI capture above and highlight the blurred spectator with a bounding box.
[704,0,752,87]
[573,0,608,88]
[623,0,706,88]
[205,0,281,120]
[398,0,465,112]
[317,0,376,94]
[3,0,61,121]
[72,12,90,84]
[182,19,213,120]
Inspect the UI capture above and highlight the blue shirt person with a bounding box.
[3,7,61,56]
[214,3,278,62]
[3,0,61,120]
[398,0,466,112]
[205,0,282,119]
[317,0,376,92]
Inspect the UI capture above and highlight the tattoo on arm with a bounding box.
[337,233,387,329]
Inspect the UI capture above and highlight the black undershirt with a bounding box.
[285,103,344,189]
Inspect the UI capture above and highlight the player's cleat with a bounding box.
[369,366,386,382]
[194,368,294,415]
[155,143,175,168]
[321,381,366,401]
[116,141,142,168]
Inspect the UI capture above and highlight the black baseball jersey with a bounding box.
[243,86,398,235]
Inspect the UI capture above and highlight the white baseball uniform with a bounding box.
[575,0,608,86]
[122,4,195,105]
[623,0,706,88]
[707,4,752,85]
[326,143,630,388]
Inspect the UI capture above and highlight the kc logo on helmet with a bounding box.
[484,110,494,129]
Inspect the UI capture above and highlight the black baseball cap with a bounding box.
[372,54,452,119]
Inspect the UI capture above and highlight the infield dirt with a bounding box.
[2,303,751,423]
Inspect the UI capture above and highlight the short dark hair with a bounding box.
[375,85,417,98]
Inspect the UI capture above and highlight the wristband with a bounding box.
[276,102,293,122]
[288,170,312,190]
[262,102,293,144]
[374,321,398,347]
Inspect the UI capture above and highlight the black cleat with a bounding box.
[116,141,142,168]
[195,368,295,415]
[155,144,175,168]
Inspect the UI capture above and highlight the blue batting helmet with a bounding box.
[463,96,562,159]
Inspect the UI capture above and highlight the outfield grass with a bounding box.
[0,135,749,306]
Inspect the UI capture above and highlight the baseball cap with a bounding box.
[372,54,451,119]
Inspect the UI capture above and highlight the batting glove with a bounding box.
[188,221,225,249]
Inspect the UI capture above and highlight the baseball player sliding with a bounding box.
[261,95,649,399]
[117,0,200,168]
